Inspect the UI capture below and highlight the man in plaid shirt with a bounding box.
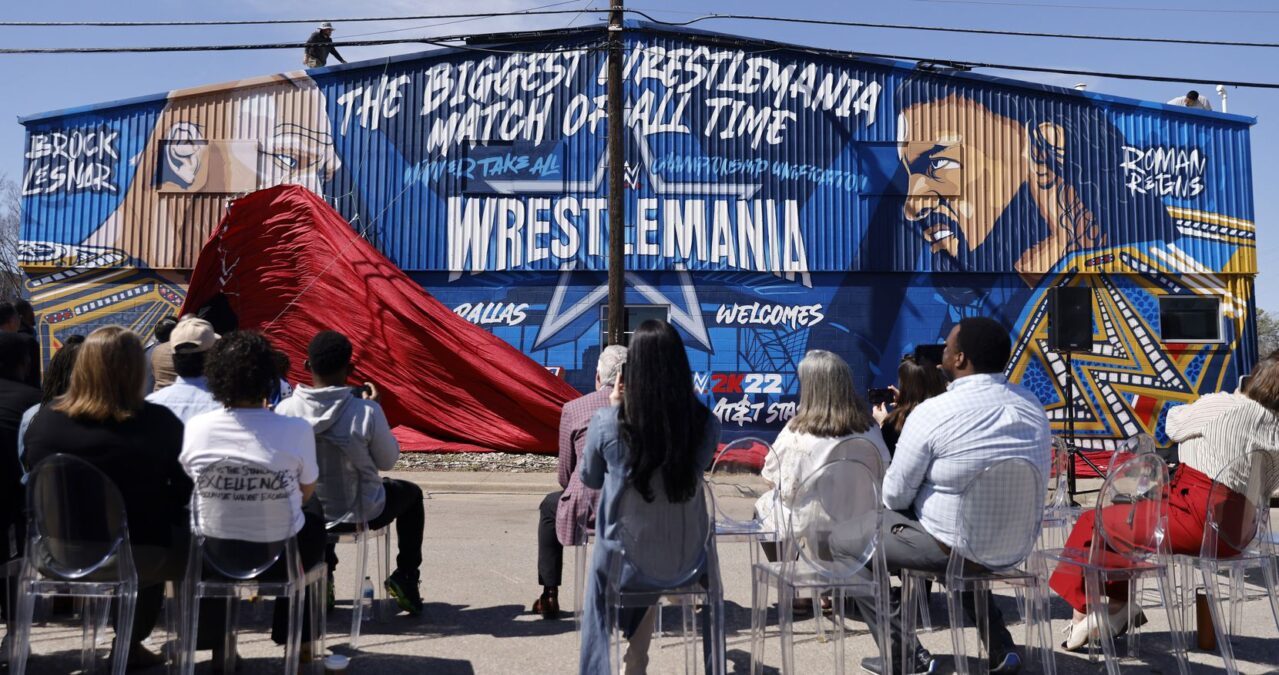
[531,345,627,620]
[832,317,1051,675]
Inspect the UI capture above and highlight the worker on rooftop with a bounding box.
[304,21,347,69]
[1167,89,1212,111]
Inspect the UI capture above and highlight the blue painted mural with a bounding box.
[17,25,1257,450]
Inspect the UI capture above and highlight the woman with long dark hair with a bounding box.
[578,320,721,675]
[874,353,949,455]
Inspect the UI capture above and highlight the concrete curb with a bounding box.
[383,470,559,495]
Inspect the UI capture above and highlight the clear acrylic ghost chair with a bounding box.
[179,458,327,675]
[604,478,724,675]
[750,458,891,675]
[821,436,900,633]
[573,515,595,632]
[1174,449,1279,674]
[901,458,1055,675]
[9,453,138,675]
[1041,437,1079,552]
[313,438,390,648]
[1042,434,1155,551]
[3,523,23,663]
[1034,453,1189,675]
[709,437,778,570]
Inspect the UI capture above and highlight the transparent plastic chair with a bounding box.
[1042,434,1156,551]
[709,437,777,566]
[749,458,891,675]
[9,453,139,675]
[178,458,327,675]
[1033,452,1189,675]
[313,437,391,647]
[901,457,1055,675]
[572,520,595,633]
[1174,448,1279,674]
[603,478,724,675]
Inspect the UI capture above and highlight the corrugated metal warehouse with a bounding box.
[16,23,1258,450]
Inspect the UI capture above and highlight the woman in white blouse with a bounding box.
[754,349,889,563]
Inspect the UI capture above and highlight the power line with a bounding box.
[0,9,604,27]
[1,18,1274,91]
[624,10,1279,49]
[0,34,604,55]
[341,0,585,39]
[903,0,1279,15]
[7,7,1275,50]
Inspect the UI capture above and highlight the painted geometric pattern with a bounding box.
[1009,243,1242,450]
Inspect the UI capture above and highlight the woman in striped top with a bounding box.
[1050,350,1279,650]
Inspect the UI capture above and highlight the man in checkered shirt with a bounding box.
[832,317,1051,675]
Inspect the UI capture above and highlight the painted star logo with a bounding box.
[533,262,710,350]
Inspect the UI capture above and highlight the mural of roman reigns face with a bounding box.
[85,72,341,268]
[895,86,1173,283]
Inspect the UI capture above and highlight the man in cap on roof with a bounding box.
[304,21,347,68]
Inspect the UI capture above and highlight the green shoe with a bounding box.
[384,571,423,616]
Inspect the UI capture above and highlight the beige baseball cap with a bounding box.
[170,318,219,353]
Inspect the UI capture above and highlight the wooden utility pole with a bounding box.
[605,0,625,346]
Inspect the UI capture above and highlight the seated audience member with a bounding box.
[0,331,42,636]
[829,317,1052,675]
[873,353,949,455]
[0,302,40,388]
[579,320,722,675]
[276,330,424,615]
[14,300,35,337]
[180,331,325,654]
[268,349,294,408]
[24,326,192,669]
[17,335,86,480]
[532,344,627,620]
[755,349,888,564]
[1050,350,1279,650]
[144,316,178,393]
[146,318,220,423]
[150,316,185,392]
[15,301,39,387]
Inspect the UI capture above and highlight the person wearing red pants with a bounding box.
[1049,350,1279,650]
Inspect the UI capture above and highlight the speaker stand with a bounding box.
[1061,349,1104,500]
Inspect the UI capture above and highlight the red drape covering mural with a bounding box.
[181,184,579,453]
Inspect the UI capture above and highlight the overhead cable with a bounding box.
[0,9,604,27]
[624,10,1279,49]
[903,0,1279,15]
[0,35,602,55]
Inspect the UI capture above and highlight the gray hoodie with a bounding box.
[275,384,400,520]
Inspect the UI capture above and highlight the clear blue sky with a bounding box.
[1,0,1274,308]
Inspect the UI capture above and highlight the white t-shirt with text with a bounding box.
[180,407,318,540]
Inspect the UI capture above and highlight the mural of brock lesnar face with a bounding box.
[87,72,341,267]
[898,94,1104,284]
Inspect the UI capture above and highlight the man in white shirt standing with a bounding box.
[146,317,221,423]
[831,317,1052,675]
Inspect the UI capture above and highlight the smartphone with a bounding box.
[867,387,895,406]
[1238,374,1252,393]
[351,384,372,398]
[914,344,945,367]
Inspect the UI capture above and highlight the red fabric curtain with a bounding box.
[181,184,579,453]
